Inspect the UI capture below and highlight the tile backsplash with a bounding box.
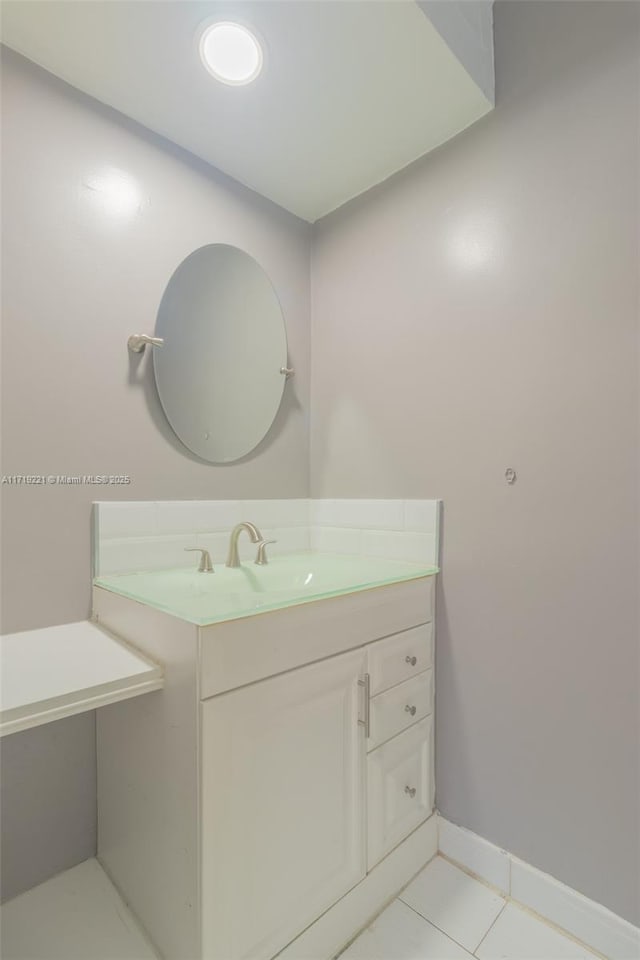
[309,499,440,566]
[93,499,441,576]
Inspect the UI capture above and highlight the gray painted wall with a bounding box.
[311,1,639,925]
[0,714,97,901]
[0,50,311,900]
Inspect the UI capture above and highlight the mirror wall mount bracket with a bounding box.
[280,366,294,378]
[128,334,165,354]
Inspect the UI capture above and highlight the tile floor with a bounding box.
[339,857,600,960]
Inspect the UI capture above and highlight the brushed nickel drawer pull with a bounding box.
[358,673,371,738]
[405,655,417,667]
[405,704,417,716]
[405,785,417,798]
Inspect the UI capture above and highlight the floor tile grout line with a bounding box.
[438,851,510,899]
[494,899,607,960]
[398,855,507,956]
[472,899,508,956]
[436,854,607,958]
[335,852,443,959]
[396,896,480,956]
[398,893,601,960]
[342,855,605,960]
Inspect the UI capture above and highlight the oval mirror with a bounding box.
[154,244,288,463]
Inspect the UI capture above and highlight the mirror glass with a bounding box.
[154,244,288,463]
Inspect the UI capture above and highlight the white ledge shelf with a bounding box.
[0,620,163,737]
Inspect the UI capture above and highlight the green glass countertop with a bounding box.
[94,553,438,626]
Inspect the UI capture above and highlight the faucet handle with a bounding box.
[185,548,214,573]
[254,540,276,566]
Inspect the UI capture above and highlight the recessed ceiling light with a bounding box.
[199,21,263,86]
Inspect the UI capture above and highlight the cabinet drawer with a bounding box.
[367,717,433,869]
[367,623,433,696]
[368,670,433,752]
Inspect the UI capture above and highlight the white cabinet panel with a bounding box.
[368,670,433,751]
[201,649,367,960]
[367,718,433,869]
[367,623,433,696]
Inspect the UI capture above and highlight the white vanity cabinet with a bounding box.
[94,573,437,960]
[201,649,367,960]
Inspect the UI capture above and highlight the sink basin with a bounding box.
[94,552,438,625]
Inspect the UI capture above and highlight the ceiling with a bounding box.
[0,1,493,222]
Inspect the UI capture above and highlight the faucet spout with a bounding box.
[226,521,263,568]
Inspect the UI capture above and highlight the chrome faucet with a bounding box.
[226,521,263,568]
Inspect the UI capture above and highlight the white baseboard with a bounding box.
[277,815,438,960]
[437,815,640,960]
[438,815,510,895]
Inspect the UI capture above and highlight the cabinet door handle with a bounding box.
[405,655,417,667]
[358,673,370,738]
[405,704,417,716]
[405,786,417,798]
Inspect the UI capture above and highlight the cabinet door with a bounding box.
[367,717,433,869]
[200,648,367,960]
